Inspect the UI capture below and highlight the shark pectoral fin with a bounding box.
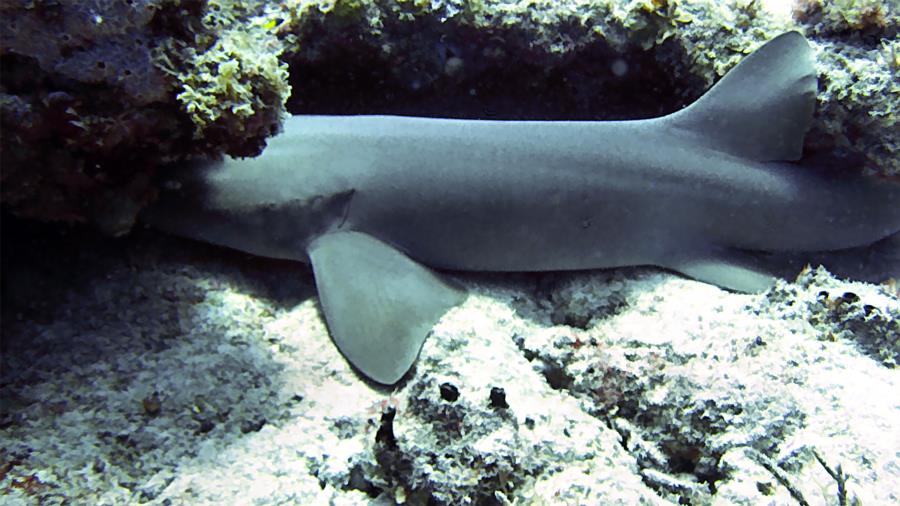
[664,31,816,162]
[307,231,466,384]
[672,256,777,293]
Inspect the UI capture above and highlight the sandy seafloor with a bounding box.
[0,223,898,505]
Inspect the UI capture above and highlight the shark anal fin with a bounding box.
[307,231,466,384]
[664,31,817,162]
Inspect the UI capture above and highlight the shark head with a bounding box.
[142,158,355,262]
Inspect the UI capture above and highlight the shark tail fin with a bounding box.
[663,31,817,162]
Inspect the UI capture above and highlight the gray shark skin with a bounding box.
[143,32,900,384]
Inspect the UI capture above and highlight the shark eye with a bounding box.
[611,58,629,77]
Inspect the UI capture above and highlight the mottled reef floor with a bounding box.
[1,220,898,505]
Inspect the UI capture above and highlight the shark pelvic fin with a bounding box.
[307,231,466,384]
[665,31,817,162]
[671,252,777,293]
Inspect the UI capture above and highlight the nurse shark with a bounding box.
[143,32,900,384]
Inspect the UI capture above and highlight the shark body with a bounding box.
[144,32,900,384]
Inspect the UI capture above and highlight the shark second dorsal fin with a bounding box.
[307,231,466,384]
[663,31,817,162]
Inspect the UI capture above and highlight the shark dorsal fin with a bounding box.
[307,231,466,384]
[663,31,817,162]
